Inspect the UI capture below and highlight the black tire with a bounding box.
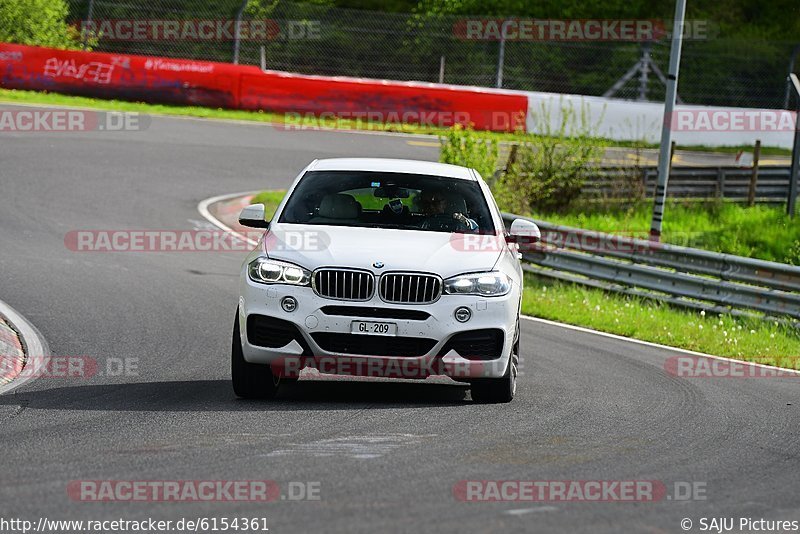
[470,319,519,404]
[232,311,279,399]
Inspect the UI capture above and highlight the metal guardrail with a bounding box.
[586,166,791,202]
[501,213,800,322]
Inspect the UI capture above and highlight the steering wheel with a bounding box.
[419,213,477,232]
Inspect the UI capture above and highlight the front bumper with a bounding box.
[237,275,518,380]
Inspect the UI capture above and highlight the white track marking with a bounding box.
[263,434,436,459]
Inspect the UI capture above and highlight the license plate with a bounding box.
[350,321,397,336]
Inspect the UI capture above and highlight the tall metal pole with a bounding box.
[787,73,800,217]
[496,27,506,88]
[649,0,687,241]
[232,0,248,65]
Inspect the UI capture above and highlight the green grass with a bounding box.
[538,200,800,264]
[250,190,285,220]
[0,88,789,155]
[522,273,800,365]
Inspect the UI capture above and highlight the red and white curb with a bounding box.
[0,315,24,387]
[0,299,50,395]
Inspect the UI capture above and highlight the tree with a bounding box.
[0,0,82,49]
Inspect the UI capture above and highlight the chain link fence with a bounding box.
[65,0,798,110]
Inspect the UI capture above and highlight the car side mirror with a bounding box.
[238,204,270,228]
[507,218,541,247]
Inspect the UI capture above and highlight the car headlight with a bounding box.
[443,272,511,296]
[248,258,311,286]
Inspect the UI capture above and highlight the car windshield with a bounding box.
[278,170,495,234]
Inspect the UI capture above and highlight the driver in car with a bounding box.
[416,189,479,232]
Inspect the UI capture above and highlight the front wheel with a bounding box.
[232,311,279,399]
[470,319,519,403]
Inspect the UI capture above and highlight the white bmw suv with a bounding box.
[233,158,540,403]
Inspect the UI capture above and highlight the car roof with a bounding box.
[308,158,476,180]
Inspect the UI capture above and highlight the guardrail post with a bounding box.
[748,140,761,206]
[718,168,726,199]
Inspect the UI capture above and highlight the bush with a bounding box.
[0,0,82,49]
[493,100,604,213]
[438,124,499,182]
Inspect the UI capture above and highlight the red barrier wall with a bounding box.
[0,43,527,131]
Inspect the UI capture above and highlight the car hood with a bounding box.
[263,223,503,278]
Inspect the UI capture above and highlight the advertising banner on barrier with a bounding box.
[0,43,243,108]
[0,43,528,132]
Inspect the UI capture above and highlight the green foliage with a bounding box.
[0,0,83,49]
[542,200,800,264]
[250,190,286,220]
[493,100,604,213]
[438,123,499,181]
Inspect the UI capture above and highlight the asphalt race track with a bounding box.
[1,105,798,533]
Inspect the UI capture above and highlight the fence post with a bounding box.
[232,0,249,65]
[260,45,266,71]
[748,140,761,206]
[82,0,95,50]
[505,143,519,173]
[438,56,445,84]
[496,26,506,88]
